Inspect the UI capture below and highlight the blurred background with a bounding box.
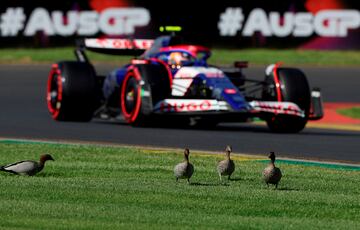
[0,0,359,162]
[1,0,359,49]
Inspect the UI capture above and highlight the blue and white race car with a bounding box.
[47,34,323,132]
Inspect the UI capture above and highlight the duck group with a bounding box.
[174,146,282,188]
[0,147,282,189]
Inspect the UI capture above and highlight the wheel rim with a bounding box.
[121,70,142,123]
[46,64,63,119]
[124,78,138,115]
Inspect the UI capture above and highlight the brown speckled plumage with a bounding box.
[174,148,194,184]
[217,145,235,181]
[263,152,282,189]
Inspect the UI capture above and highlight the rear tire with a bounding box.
[262,67,311,133]
[47,61,98,121]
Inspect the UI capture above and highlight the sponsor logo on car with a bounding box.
[154,99,229,113]
[85,38,154,50]
[249,101,305,117]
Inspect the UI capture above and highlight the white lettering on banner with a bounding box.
[219,7,360,38]
[78,12,99,35]
[52,11,77,36]
[24,8,55,36]
[269,12,293,37]
[0,7,26,36]
[242,8,271,36]
[314,10,360,37]
[293,13,313,37]
[0,7,150,37]
[98,8,150,35]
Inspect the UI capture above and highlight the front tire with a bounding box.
[120,63,171,126]
[120,70,144,125]
[262,67,311,133]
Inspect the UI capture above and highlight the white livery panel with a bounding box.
[84,38,154,50]
[171,67,225,96]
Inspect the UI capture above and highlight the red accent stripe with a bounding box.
[131,59,149,65]
[273,63,282,102]
[131,68,142,123]
[120,66,142,123]
[224,88,237,94]
[46,64,62,119]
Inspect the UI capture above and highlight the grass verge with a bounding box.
[0,141,359,229]
[337,107,360,119]
[0,48,359,67]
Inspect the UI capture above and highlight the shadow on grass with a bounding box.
[0,172,62,178]
[276,187,299,191]
[262,186,299,191]
[37,172,64,177]
[229,177,242,181]
[190,182,229,187]
[232,177,259,182]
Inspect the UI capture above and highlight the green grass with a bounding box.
[337,107,360,119]
[0,47,359,67]
[0,48,131,64]
[0,141,360,229]
[211,49,360,67]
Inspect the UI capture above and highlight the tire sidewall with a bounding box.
[120,63,171,126]
[120,69,142,124]
[46,61,97,121]
[263,67,311,133]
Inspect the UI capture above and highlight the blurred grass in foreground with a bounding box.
[0,141,359,230]
[0,47,359,67]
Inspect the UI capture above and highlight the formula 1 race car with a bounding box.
[46,33,323,133]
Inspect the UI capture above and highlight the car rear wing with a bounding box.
[75,38,154,62]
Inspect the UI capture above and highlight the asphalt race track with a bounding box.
[1,64,359,163]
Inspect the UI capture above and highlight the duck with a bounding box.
[217,145,235,181]
[263,152,282,189]
[174,148,194,184]
[0,154,54,176]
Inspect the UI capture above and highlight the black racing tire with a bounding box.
[262,67,311,133]
[46,61,98,121]
[120,63,171,126]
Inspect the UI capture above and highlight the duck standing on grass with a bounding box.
[263,152,282,189]
[0,154,54,176]
[217,145,235,181]
[174,148,194,184]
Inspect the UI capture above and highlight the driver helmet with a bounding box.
[168,52,189,68]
